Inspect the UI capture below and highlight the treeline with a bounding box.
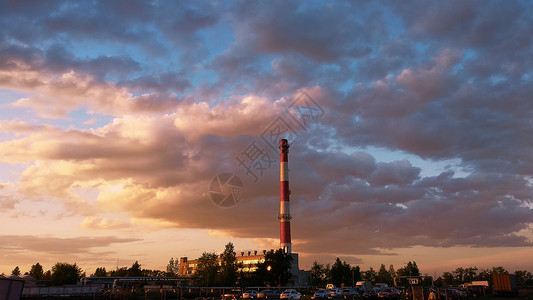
[5,260,173,286]
[5,242,533,288]
[310,260,533,288]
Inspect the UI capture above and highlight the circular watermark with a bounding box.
[208,173,244,208]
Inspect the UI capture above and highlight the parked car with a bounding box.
[280,289,301,300]
[342,288,358,297]
[312,289,331,299]
[243,290,259,299]
[223,289,242,300]
[330,288,342,297]
[377,288,400,300]
[363,289,378,300]
[258,290,281,299]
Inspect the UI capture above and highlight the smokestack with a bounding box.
[279,139,292,253]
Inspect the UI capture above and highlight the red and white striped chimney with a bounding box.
[279,139,292,253]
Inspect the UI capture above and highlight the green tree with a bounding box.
[491,266,508,275]
[94,267,107,277]
[352,266,362,285]
[453,267,466,283]
[43,270,52,281]
[397,261,420,277]
[109,267,128,277]
[195,252,220,286]
[465,267,478,282]
[363,267,376,282]
[166,257,180,277]
[442,272,454,286]
[127,261,143,277]
[11,266,21,276]
[220,242,238,286]
[330,258,351,286]
[377,264,393,286]
[166,258,180,277]
[514,270,533,287]
[477,269,491,281]
[310,261,327,287]
[388,265,396,284]
[324,263,332,283]
[255,249,293,286]
[51,262,82,286]
[29,263,44,280]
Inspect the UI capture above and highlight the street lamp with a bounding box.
[267,266,272,287]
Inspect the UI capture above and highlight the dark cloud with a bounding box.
[121,72,191,94]
[0,0,532,268]
[368,160,420,187]
[229,1,382,62]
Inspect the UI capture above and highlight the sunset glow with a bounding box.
[1,1,532,277]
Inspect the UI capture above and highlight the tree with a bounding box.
[43,270,52,281]
[514,270,533,287]
[51,262,82,286]
[127,261,143,277]
[330,258,352,287]
[11,266,21,276]
[442,272,454,286]
[352,266,362,285]
[453,267,466,283]
[166,258,180,277]
[491,266,508,275]
[310,261,327,287]
[220,242,238,286]
[363,267,376,282]
[29,263,44,280]
[94,267,107,277]
[109,267,128,277]
[195,252,220,286]
[388,265,396,284]
[465,267,478,282]
[145,269,166,277]
[477,269,491,281]
[397,261,420,277]
[377,264,393,286]
[255,249,293,286]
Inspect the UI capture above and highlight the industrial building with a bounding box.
[178,251,307,286]
[179,250,268,275]
[179,139,308,286]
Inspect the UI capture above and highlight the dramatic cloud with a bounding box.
[0,0,532,274]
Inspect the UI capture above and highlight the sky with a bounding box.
[1,0,533,277]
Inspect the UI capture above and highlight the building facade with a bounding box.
[179,251,267,276]
[178,251,308,286]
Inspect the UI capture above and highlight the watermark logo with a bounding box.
[208,173,244,208]
[209,92,325,207]
[287,92,325,130]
